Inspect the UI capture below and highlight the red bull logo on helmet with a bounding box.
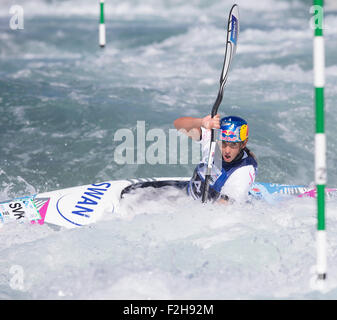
[220,116,249,142]
[221,129,238,142]
[221,124,248,142]
[221,122,240,141]
[222,129,236,136]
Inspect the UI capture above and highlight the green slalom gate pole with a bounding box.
[99,0,106,47]
[313,0,326,281]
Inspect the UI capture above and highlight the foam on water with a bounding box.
[1,186,337,299]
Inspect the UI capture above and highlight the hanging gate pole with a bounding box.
[313,0,327,281]
[99,0,106,47]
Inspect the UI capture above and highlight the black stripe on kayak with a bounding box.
[120,180,189,199]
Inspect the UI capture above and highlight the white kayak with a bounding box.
[0,177,336,229]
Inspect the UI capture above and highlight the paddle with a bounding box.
[201,4,240,203]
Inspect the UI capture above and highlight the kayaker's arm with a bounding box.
[174,115,220,141]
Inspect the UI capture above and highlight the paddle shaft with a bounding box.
[201,5,238,203]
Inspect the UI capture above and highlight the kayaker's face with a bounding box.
[220,140,247,163]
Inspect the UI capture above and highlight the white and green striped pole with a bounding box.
[99,0,106,47]
[313,0,326,281]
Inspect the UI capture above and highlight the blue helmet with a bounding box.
[220,116,249,142]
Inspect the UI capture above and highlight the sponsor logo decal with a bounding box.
[240,124,248,141]
[230,15,238,45]
[56,182,112,226]
[0,198,41,223]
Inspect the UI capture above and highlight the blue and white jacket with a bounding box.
[187,127,258,203]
